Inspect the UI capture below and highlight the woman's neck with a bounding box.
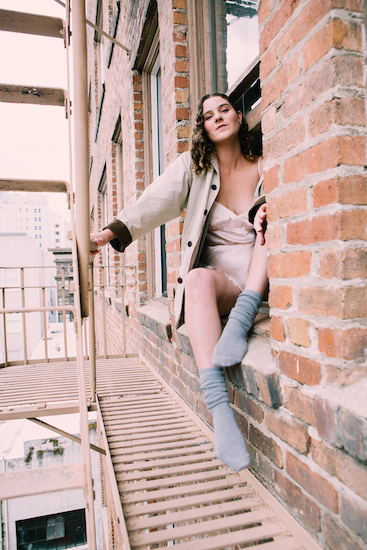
[216,141,245,174]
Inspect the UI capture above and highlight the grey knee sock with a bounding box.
[199,367,250,471]
[212,290,262,368]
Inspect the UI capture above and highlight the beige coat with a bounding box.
[107,151,263,328]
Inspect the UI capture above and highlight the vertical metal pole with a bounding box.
[2,289,8,366]
[20,268,28,363]
[42,286,48,362]
[101,266,107,358]
[71,1,97,547]
[62,267,68,359]
[89,265,96,400]
[73,0,90,319]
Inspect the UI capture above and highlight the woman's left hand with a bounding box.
[254,203,267,246]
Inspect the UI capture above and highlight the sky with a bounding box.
[0,0,71,219]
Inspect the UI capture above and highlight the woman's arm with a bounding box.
[253,203,267,246]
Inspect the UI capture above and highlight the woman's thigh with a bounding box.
[185,267,241,317]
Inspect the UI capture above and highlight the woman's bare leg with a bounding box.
[184,267,240,371]
[212,236,268,367]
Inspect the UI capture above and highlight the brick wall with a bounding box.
[88,0,367,548]
[259,0,367,548]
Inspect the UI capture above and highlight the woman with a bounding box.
[91,93,268,471]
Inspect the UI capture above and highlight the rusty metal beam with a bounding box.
[0,84,66,106]
[0,178,69,193]
[0,9,64,38]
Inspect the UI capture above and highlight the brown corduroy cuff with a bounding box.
[104,219,132,252]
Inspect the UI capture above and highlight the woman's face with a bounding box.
[202,96,242,145]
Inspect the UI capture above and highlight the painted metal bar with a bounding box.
[72,0,90,319]
[2,289,8,365]
[88,265,96,400]
[20,268,28,364]
[61,267,69,359]
[28,418,106,455]
[101,267,107,358]
[42,286,48,363]
[71,1,97,546]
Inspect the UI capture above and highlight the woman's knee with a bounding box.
[185,268,216,301]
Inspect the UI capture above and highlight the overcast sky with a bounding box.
[0,0,70,218]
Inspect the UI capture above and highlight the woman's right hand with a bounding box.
[90,228,116,255]
[253,203,267,246]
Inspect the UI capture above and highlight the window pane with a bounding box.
[211,0,259,91]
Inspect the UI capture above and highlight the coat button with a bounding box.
[187,241,192,247]
[204,209,208,215]
[177,277,183,284]
[211,184,217,190]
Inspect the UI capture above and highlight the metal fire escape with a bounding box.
[0,3,324,550]
[0,2,98,548]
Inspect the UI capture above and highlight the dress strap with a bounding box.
[257,157,262,178]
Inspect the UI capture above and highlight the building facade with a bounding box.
[87,1,367,548]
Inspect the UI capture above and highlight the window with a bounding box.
[95,0,106,137]
[141,26,168,298]
[188,0,261,133]
[98,167,110,286]
[16,509,87,549]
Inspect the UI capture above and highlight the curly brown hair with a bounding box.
[191,93,254,174]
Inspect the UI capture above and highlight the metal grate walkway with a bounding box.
[97,358,321,550]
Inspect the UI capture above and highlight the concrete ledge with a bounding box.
[136,304,172,341]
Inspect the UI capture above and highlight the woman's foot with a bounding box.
[200,367,250,471]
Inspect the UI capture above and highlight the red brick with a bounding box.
[308,98,366,138]
[312,438,367,500]
[287,213,340,245]
[263,164,279,194]
[284,386,316,426]
[266,225,281,250]
[234,391,265,424]
[283,57,364,119]
[259,43,276,81]
[270,316,285,342]
[173,11,187,24]
[278,351,322,386]
[313,177,338,207]
[174,59,189,72]
[284,137,367,185]
[339,175,367,205]
[176,107,190,120]
[337,407,367,462]
[304,19,363,71]
[274,471,321,531]
[298,286,344,319]
[268,285,293,309]
[324,516,365,550]
[340,210,367,240]
[286,451,339,513]
[314,396,336,444]
[268,251,312,278]
[258,371,282,409]
[326,364,367,386]
[172,0,186,8]
[267,188,308,222]
[258,0,271,25]
[174,76,188,88]
[248,424,283,467]
[279,0,330,58]
[287,318,311,348]
[319,327,367,360]
[266,411,310,454]
[260,0,300,54]
[340,496,367,544]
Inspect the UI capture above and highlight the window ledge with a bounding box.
[137,303,172,341]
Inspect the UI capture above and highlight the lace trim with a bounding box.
[210,215,254,232]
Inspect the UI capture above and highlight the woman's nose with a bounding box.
[214,112,222,122]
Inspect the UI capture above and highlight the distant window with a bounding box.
[16,509,87,549]
[55,224,60,228]
[56,239,60,243]
[55,231,60,235]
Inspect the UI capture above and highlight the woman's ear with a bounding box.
[237,110,243,125]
